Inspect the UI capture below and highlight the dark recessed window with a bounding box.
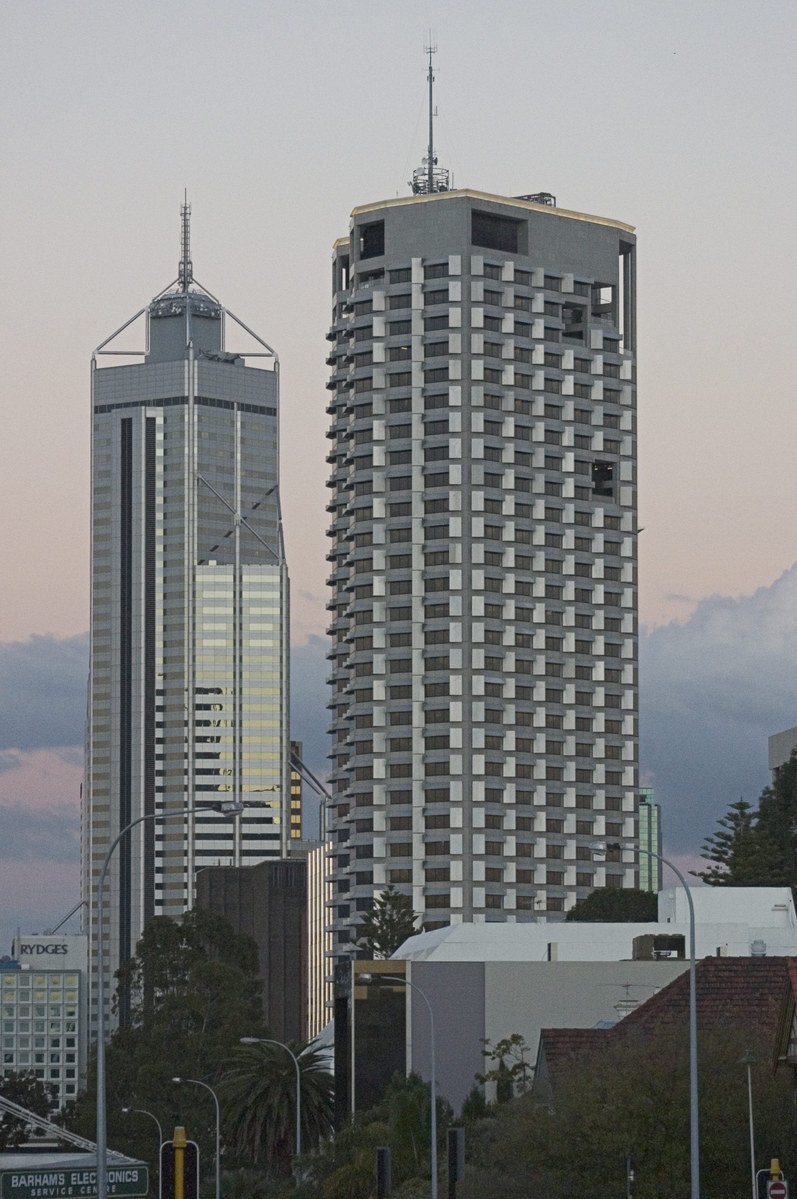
[592,461,615,497]
[472,210,521,254]
[360,221,385,260]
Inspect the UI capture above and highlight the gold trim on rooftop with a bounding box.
[331,188,635,249]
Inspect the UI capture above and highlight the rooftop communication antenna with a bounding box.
[410,38,450,195]
[178,190,193,292]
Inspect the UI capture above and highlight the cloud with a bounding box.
[5,567,796,869]
[640,563,797,855]
[0,748,83,813]
[0,633,88,752]
[0,860,81,956]
[0,803,80,864]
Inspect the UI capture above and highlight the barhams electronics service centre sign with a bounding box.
[0,1167,148,1199]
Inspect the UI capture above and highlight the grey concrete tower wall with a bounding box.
[195,860,308,1042]
[325,189,638,952]
[84,288,290,1032]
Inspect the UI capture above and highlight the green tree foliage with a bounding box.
[218,1040,333,1178]
[355,886,421,958]
[299,1073,451,1199]
[0,1070,55,1149]
[756,750,797,878]
[458,1028,797,1199]
[565,887,657,922]
[459,1085,488,1124]
[475,1035,533,1103]
[115,907,261,1021]
[63,908,266,1184]
[695,797,785,885]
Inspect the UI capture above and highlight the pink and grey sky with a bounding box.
[1,0,796,948]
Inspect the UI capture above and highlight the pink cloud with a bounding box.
[0,859,80,952]
[0,748,82,813]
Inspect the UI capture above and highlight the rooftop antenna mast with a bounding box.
[426,35,436,195]
[410,38,450,196]
[179,191,193,292]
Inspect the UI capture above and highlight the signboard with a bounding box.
[11,935,88,974]
[0,1167,148,1199]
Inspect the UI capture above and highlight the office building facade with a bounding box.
[325,187,638,948]
[196,859,307,1042]
[2,935,88,1111]
[83,208,290,1029]
[307,839,334,1037]
[639,787,662,892]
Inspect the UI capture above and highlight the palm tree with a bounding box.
[219,1041,333,1177]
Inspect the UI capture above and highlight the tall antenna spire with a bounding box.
[410,38,450,196]
[426,36,436,194]
[179,191,193,292]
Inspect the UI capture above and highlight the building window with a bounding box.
[592,461,615,497]
[472,210,521,254]
[360,221,385,259]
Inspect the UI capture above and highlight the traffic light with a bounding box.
[447,1128,465,1199]
[160,1127,200,1199]
[375,1147,391,1198]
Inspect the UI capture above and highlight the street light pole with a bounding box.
[96,802,243,1199]
[738,1051,757,1199]
[121,1107,164,1150]
[239,1037,301,1159]
[121,1107,163,1194]
[173,1078,221,1199]
[602,842,699,1199]
[360,974,438,1199]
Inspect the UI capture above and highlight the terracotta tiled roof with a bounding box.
[773,958,797,1069]
[618,955,787,1037]
[535,1028,610,1091]
[536,957,795,1095]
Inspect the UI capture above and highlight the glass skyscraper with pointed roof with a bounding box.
[83,206,290,1028]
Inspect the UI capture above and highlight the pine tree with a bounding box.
[355,886,421,958]
[695,798,785,885]
[756,748,797,882]
[565,887,657,922]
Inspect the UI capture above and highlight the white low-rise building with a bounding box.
[392,886,797,964]
[333,887,797,1112]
